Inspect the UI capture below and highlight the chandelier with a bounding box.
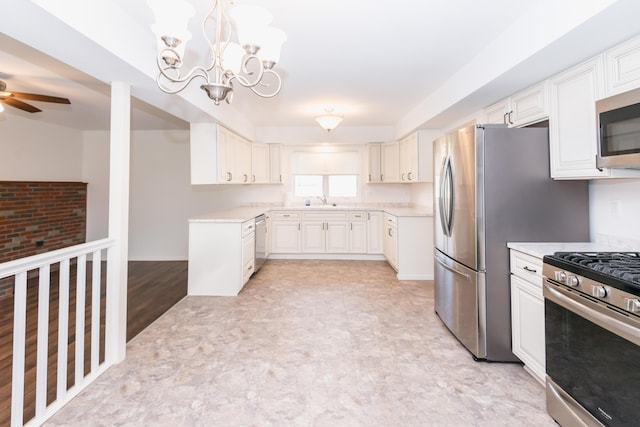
[148,0,287,105]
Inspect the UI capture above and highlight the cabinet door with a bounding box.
[326,221,349,253]
[484,98,510,125]
[271,221,301,253]
[236,136,252,184]
[242,232,255,284]
[216,126,234,182]
[510,275,545,383]
[269,144,283,183]
[604,34,640,96]
[367,212,383,254]
[381,141,400,182]
[301,221,325,253]
[349,221,367,254]
[549,57,608,179]
[252,142,270,183]
[510,81,548,127]
[399,133,419,182]
[367,143,382,182]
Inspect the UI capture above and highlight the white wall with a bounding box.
[589,179,640,248]
[83,131,110,241]
[0,114,83,181]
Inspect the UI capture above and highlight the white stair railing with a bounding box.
[0,238,115,427]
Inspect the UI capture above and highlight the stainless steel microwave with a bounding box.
[596,87,640,169]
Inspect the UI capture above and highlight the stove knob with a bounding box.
[592,286,607,298]
[554,271,567,283]
[566,276,579,287]
[625,298,640,314]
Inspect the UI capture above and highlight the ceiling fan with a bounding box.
[0,79,71,113]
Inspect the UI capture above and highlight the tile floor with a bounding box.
[44,260,556,426]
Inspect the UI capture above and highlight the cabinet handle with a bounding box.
[523,266,537,273]
[367,212,370,220]
[248,265,253,271]
[298,223,301,231]
[252,174,256,182]
[369,174,371,181]
[388,228,392,236]
[508,111,514,125]
[280,174,282,182]
[243,174,248,182]
[408,172,413,181]
[283,214,290,217]
[503,112,508,125]
[248,225,254,229]
[226,172,232,182]
[380,174,384,181]
[350,223,353,230]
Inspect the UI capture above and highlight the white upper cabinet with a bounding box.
[549,56,640,179]
[381,141,400,183]
[367,143,382,183]
[251,142,270,183]
[549,57,605,179]
[399,133,419,182]
[484,81,549,127]
[269,143,283,184]
[604,34,640,97]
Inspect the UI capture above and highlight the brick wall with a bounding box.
[0,181,87,298]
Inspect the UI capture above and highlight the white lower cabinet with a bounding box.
[509,249,545,384]
[270,211,301,253]
[301,211,349,253]
[383,213,398,270]
[349,212,368,254]
[366,211,383,255]
[188,218,255,296]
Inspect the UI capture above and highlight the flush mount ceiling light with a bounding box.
[148,0,287,105]
[315,108,343,132]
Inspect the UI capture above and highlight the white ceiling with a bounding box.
[2,0,640,134]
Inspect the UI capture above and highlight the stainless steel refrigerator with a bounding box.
[433,123,590,362]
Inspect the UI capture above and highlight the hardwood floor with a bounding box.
[0,261,187,427]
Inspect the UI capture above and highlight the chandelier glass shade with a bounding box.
[315,109,343,132]
[148,0,287,105]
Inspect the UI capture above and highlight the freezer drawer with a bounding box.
[434,249,486,359]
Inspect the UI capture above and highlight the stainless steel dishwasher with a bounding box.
[254,214,266,272]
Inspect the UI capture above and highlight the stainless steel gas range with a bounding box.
[542,252,640,427]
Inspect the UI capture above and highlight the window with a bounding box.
[294,175,358,199]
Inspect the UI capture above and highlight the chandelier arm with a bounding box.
[156,65,210,94]
[200,0,222,72]
[226,55,266,89]
[248,69,283,98]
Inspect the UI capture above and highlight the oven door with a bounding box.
[543,280,640,427]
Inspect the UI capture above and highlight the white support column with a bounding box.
[106,81,130,363]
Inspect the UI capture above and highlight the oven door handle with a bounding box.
[544,281,640,347]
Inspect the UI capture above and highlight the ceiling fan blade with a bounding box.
[10,91,71,104]
[1,97,42,113]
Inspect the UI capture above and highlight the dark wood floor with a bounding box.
[0,261,188,427]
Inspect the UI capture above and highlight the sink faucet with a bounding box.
[317,194,328,205]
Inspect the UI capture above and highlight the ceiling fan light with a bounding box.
[229,4,273,53]
[315,112,343,132]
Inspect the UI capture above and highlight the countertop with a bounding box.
[189,205,433,223]
[507,242,621,259]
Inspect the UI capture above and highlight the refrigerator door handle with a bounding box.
[435,255,471,281]
[438,156,450,236]
[442,157,455,236]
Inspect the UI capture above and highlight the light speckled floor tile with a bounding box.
[44,260,555,427]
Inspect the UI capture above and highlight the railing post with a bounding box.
[106,81,130,364]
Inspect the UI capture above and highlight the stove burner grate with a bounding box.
[553,252,640,287]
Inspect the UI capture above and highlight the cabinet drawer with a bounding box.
[384,213,398,228]
[242,219,255,237]
[350,211,367,221]
[510,250,543,284]
[271,211,300,220]
[302,211,349,220]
